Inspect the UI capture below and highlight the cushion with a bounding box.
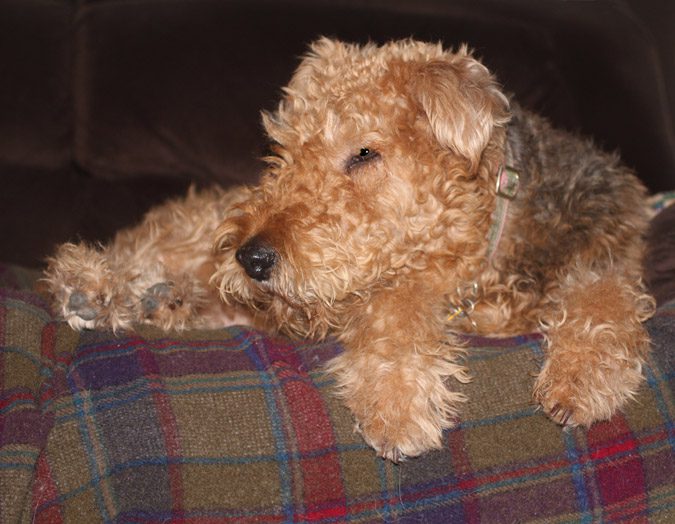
[65,1,675,192]
[646,201,675,306]
[0,265,673,522]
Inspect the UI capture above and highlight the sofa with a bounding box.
[1,1,674,522]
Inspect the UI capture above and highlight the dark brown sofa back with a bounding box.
[1,0,673,266]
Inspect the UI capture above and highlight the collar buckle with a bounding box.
[496,165,520,200]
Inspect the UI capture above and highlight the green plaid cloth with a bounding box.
[1,264,673,523]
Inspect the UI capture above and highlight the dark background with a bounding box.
[1,0,673,267]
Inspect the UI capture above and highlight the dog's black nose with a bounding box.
[235,236,278,281]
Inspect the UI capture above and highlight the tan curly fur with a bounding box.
[44,38,655,461]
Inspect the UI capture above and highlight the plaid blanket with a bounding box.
[0,265,673,523]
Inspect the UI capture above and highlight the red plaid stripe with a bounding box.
[32,454,63,524]
[588,419,648,521]
[274,361,347,520]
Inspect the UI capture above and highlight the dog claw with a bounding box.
[380,447,405,464]
[547,403,574,426]
[560,410,573,426]
[392,449,401,464]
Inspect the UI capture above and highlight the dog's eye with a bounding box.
[346,147,380,172]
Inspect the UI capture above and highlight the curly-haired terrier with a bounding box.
[45,38,655,461]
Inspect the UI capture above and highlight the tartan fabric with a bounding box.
[0,267,673,523]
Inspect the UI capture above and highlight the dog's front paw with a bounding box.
[356,410,450,463]
[534,351,645,427]
[44,243,133,331]
[329,351,467,462]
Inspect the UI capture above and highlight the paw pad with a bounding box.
[141,282,183,317]
[67,292,98,321]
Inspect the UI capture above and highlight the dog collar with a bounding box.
[486,164,520,262]
[447,162,520,326]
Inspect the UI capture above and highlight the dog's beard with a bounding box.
[213,204,393,338]
[212,257,343,339]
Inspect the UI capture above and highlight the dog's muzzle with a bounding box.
[235,236,278,281]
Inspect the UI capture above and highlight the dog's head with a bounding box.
[213,38,510,336]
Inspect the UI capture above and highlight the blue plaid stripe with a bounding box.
[244,331,296,521]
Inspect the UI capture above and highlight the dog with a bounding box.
[44,38,655,461]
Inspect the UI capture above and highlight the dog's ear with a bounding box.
[411,49,509,166]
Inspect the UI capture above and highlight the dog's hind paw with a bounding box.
[138,278,204,331]
[67,291,99,322]
[43,242,134,332]
[141,282,180,314]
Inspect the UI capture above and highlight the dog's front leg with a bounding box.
[327,283,470,461]
[534,267,654,426]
